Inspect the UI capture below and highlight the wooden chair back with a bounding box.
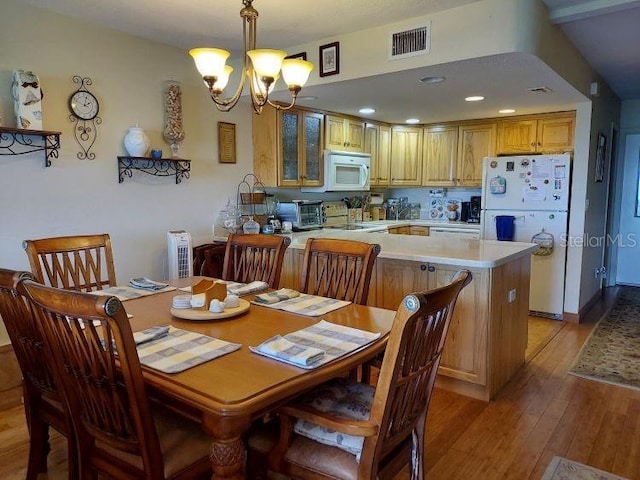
[0,268,74,479]
[299,238,381,305]
[193,243,227,278]
[222,234,291,288]
[23,233,116,292]
[19,279,166,479]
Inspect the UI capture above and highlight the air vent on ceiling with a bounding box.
[389,23,431,60]
[528,86,553,94]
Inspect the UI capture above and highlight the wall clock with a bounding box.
[68,75,101,160]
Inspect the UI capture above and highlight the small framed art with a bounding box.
[319,42,340,77]
[218,121,236,164]
[594,132,606,182]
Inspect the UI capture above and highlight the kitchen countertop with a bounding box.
[214,220,537,269]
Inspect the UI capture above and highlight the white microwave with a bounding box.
[301,150,370,192]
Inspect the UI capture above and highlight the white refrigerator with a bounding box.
[481,154,571,319]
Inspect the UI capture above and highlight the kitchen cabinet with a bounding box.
[422,125,458,186]
[325,114,365,152]
[387,225,429,236]
[496,114,575,154]
[365,123,391,186]
[390,126,423,186]
[253,106,324,187]
[456,122,496,187]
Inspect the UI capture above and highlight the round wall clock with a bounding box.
[69,90,99,120]
[68,76,102,160]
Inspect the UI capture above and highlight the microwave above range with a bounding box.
[301,150,370,193]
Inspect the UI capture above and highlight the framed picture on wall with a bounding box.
[595,132,607,182]
[319,42,339,77]
[285,52,307,61]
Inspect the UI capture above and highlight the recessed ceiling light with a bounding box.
[499,109,516,114]
[465,96,485,102]
[419,76,446,84]
[406,118,420,124]
[359,107,376,114]
[297,96,318,101]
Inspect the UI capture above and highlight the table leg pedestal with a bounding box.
[209,438,245,480]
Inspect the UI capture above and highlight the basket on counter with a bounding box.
[240,191,266,204]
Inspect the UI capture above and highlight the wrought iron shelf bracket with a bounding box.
[117,156,191,184]
[0,127,61,167]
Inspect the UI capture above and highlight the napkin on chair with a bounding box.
[226,281,270,296]
[251,335,325,367]
[254,288,300,305]
[129,277,170,291]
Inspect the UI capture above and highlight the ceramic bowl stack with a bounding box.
[172,294,192,309]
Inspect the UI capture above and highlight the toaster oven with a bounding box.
[277,200,324,231]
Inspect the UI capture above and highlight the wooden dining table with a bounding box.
[122,277,395,480]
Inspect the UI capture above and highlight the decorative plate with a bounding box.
[171,299,250,321]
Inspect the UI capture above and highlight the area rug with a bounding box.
[542,457,629,480]
[569,286,640,390]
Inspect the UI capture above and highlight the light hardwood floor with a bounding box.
[1,309,638,479]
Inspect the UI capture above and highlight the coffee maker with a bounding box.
[468,196,481,223]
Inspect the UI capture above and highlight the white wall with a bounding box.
[0,0,253,345]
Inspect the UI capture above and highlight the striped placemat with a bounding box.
[136,326,241,373]
[89,285,176,301]
[252,293,351,317]
[250,320,381,369]
[179,280,270,296]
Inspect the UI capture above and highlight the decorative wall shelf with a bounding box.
[117,156,191,184]
[0,127,61,167]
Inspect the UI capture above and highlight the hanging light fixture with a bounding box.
[190,0,314,114]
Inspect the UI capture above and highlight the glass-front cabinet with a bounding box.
[253,105,324,188]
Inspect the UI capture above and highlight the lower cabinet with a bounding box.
[374,258,430,310]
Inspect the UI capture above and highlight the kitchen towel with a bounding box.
[254,288,300,304]
[496,215,515,241]
[250,320,381,369]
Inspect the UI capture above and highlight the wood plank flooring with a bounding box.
[2,303,638,479]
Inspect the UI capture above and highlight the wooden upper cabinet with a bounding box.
[252,106,324,187]
[325,114,365,152]
[457,123,496,187]
[497,114,575,155]
[422,125,458,186]
[365,123,391,186]
[390,126,423,186]
[537,115,575,152]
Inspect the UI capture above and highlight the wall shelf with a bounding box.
[0,127,61,167]
[117,156,191,184]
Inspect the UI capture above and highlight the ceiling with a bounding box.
[17,0,640,124]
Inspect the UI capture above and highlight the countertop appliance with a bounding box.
[481,154,571,319]
[301,150,370,193]
[277,200,324,231]
[468,196,481,223]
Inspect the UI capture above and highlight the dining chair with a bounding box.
[248,269,472,480]
[19,279,213,480]
[192,242,227,278]
[298,237,381,305]
[23,233,117,292]
[0,268,76,480]
[222,233,291,288]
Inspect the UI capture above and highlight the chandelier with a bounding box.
[190,0,314,114]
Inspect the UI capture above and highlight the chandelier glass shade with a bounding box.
[190,0,314,113]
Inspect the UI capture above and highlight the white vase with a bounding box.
[124,127,150,157]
